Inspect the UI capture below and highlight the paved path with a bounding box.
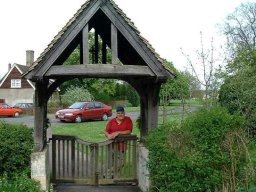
[54,184,141,192]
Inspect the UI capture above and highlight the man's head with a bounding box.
[116,106,125,121]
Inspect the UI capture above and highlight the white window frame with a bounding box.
[11,79,21,88]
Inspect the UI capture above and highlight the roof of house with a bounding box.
[15,64,29,73]
[24,0,175,79]
[0,63,35,89]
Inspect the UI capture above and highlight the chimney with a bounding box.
[26,50,34,67]
[8,63,11,71]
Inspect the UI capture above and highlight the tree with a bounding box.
[183,70,201,99]
[160,60,190,123]
[181,32,221,108]
[127,85,139,107]
[219,2,256,133]
[61,86,93,106]
[219,55,256,133]
[222,2,256,61]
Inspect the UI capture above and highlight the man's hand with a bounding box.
[107,132,119,139]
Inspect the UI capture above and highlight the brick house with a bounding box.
[0,50,35,106]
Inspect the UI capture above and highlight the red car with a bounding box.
[0,103,23,117]
[55,101,112,123]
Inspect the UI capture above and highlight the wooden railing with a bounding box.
[51,134,138,185]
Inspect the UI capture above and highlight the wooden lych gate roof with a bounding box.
[24,0,174,81]
[25,0,175,152]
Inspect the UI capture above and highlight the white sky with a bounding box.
[0,0,253,79]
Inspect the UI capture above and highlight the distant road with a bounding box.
[0,112,140,128]
[0,106,199,128]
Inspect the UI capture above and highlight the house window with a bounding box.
[11,79,21,88]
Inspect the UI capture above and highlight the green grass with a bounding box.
[52,120,140,142]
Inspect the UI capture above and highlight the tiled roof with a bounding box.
[27,0,175,76]
[16,64,29,74]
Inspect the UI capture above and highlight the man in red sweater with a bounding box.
[104,106,133,177]
[104,106,133,139]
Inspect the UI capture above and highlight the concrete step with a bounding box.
[54,183,141,192]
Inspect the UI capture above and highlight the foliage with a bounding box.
[83,78,116,101]
[160,61,190,102]
[0,122,33,174]
[219,65,256,131]
[126,85,139,107]
[147,107,253,192]
[61,85,94,106]
[219,2,256,135]
[160,60,189,123]
[222,2,256,58]
[115,83,128,100]
[0,172,41,192]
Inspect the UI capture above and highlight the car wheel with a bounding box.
[14,112,20,118]
[75,115,82,123]
[102,113,108,121]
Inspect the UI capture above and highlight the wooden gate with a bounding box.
[51,134,138,185]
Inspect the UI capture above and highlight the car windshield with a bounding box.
[13,103,21,107]
[68,102,85,109]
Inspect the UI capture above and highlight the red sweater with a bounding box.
[105,116,133,134]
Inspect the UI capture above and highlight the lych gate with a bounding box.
[24,0,174,191]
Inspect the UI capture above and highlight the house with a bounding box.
[0,50,60,107]
[0,50,35,106]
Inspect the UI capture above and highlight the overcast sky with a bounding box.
[0,0,253,79]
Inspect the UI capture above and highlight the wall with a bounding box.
[0,88,34,106]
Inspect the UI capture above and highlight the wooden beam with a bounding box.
[111,24,118,64]
[25,0,102,79]
[45,64,154,78]
[101,3,170,77]
[82,24,89,64]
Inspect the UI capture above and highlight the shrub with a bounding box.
[0,122,33,174]
[0,171,41,192]
[61,86,93,106]
[147,107,252,192]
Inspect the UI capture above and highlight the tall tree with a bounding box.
[219,2,256,133]
[222,2,256,71]
[181,32,221,107]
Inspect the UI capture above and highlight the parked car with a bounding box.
[55,101,112,123]
[0,103,23,117]
[13,103,33,108]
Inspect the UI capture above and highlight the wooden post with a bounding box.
[111,23,118,64]
[137,82,161,140]
[34,80,49,151]
[82,24,89,64]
